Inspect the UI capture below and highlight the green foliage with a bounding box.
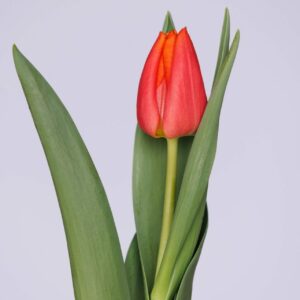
[125,235,148,300]
[13,8,239,300]
[173,9,233,299]
[162,11,176,33]
[132,128,193,292]
[151,11,240,300]
[13,46,130,300]
[175,208,208,300]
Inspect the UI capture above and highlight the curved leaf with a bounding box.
[133,127,167,290]
[125,235,147,300]
[152,31,240,300]
[13,46,130,300]
[132,128,193,291]
[167,190,207,299]
[176,137,193,202]
[175,207,208,300]
[132,13,195,292]
[174,10,230,297]
[212,8,230,88]
[172,10,230,296]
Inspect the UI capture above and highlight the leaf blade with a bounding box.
[13,45,130,300]
[212,8,230,88]
[125,235,148,300]
[133,128,193,291]
[133,126,167,290]
[175,207,208,300]
[152,31,240,300]
[162,11,176,33]
[167,190,207,299]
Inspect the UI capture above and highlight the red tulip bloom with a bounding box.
[137,28,207,139]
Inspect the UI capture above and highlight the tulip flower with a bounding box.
[137,16,209,282]
[13,8,239,300]
[137,26,207,139]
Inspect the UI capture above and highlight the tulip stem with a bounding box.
[156,138,178,277]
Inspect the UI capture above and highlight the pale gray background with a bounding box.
[0,0,299,299]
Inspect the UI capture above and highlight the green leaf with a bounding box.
[167,190,207,299]
[133,127,167,291]
[132,12,193,293]
[162,11,175,33]
[125,235,148,300]
[151,30,240,300]
[175,207,208,300]
[13,45,130,300]
[175,137,193,202]
[171,11,230,296]
[132,128,193,292]
[212,8,230,88]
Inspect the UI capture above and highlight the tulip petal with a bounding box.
[163,28,207,138]
[137,33,166,137]
[161,31,177,84]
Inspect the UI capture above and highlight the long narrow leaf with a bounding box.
[176,137,193,202]
[175,207,208,300]
[132,128,193,291]
[13,46,130,300]
[125,235,147,300]
[212,8,230,88]
[133,127,167,290]
[152,31,240,300]
[167,191,207,299]
[132,12,180,291]
[171,10,231,296]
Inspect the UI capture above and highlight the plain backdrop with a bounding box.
[1,0,299,299]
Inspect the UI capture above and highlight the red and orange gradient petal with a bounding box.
[163,28,207,138]
[137,28,207,138]
[137,32,167,137]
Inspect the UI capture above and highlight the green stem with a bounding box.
[155,138,178,277]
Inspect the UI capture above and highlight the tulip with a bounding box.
[137,27,207,139]
[136,14,208,289]
[137,15,208,285]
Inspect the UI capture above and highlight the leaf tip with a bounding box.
[12,44,19,60]
[12,44,26,69]
[162,11,175,33]
[225,7,230,17]
[224,7,230,27]
[234,29,241,43]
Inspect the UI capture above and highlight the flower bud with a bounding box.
[137,28,207,138]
